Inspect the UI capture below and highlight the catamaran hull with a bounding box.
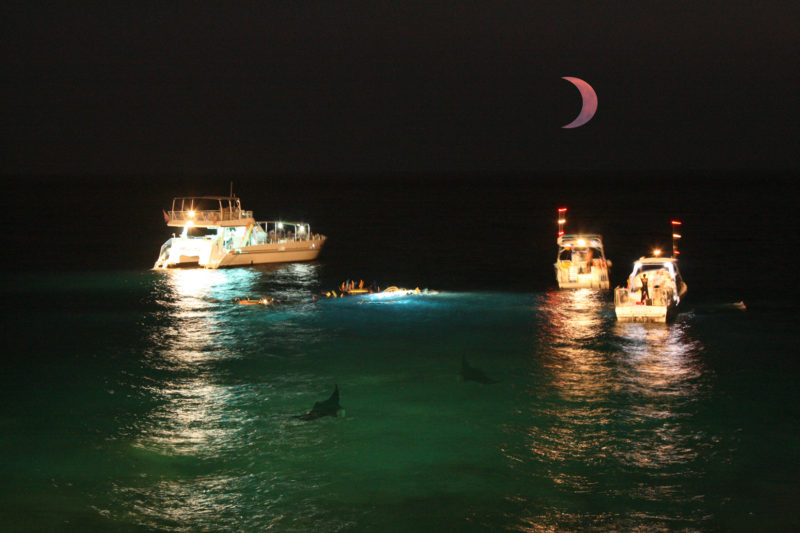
[155,238,325,269]
[216,243,323,267]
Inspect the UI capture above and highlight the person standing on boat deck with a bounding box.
[640,274,649,303]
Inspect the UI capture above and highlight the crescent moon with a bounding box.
[561,77,598,129]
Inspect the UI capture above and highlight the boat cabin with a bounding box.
[554,233,611,289]
[556,234,607,273]
[619,256,685,307]
[627,257,682,287]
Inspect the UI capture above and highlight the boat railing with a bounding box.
[168,208,253,224]
[650,286,674,306]
[614,287,630,306]
[154,238,173,269]
[261,232,326,244]
[257,221,325,244]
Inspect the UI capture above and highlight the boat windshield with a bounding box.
[631,262,676,279]
[184,226,219,238]
[192,198,222,211]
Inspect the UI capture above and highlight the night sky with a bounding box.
[2,2,797,176]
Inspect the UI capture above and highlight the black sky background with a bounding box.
[2,2,798,176]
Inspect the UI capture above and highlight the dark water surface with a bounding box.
[1,174,798,531]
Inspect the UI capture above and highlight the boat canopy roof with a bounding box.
[638,256,678,265]
[557,234,604,248]
[174,195,238,201]
[629,257,681,278]
[171,196,241,209]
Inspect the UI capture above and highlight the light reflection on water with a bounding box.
[538,289,613,400]
[612,319,708,510]
[510,290,710,530]
[115,265,337,530]
[106,278,715,531]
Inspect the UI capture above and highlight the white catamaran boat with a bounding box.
[554,207,611,289]
[614,221,688,322]
[154,195,326,269]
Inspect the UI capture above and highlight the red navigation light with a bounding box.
[671,220,682,225]
[558,231,565,236]
[558,207,567,212]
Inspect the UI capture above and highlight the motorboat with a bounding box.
[553,208,611,289]
[614,221,688,322]
[154,195,326,269]
[614,257,688,322]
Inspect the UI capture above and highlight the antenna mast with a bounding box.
[671,220,682,256]
[557,207,567,241]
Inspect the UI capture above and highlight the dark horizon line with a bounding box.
[2,168,796,184]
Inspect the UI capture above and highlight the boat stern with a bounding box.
[614,303,669,323]
[614,286,677,322]
[153,237,218,269]
[555,262,611,289]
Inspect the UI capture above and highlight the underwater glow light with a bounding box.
[365,288,424,301]
[367,291,402,300]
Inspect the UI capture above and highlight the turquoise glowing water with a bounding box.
[2,266,797,531]
[2,175,798,530]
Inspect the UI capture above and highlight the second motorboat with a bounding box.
[554,207,612,289]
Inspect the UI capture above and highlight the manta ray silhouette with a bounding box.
[295,385,344,420]
[460,356,499,384]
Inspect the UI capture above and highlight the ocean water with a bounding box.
[1,174,798,531]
